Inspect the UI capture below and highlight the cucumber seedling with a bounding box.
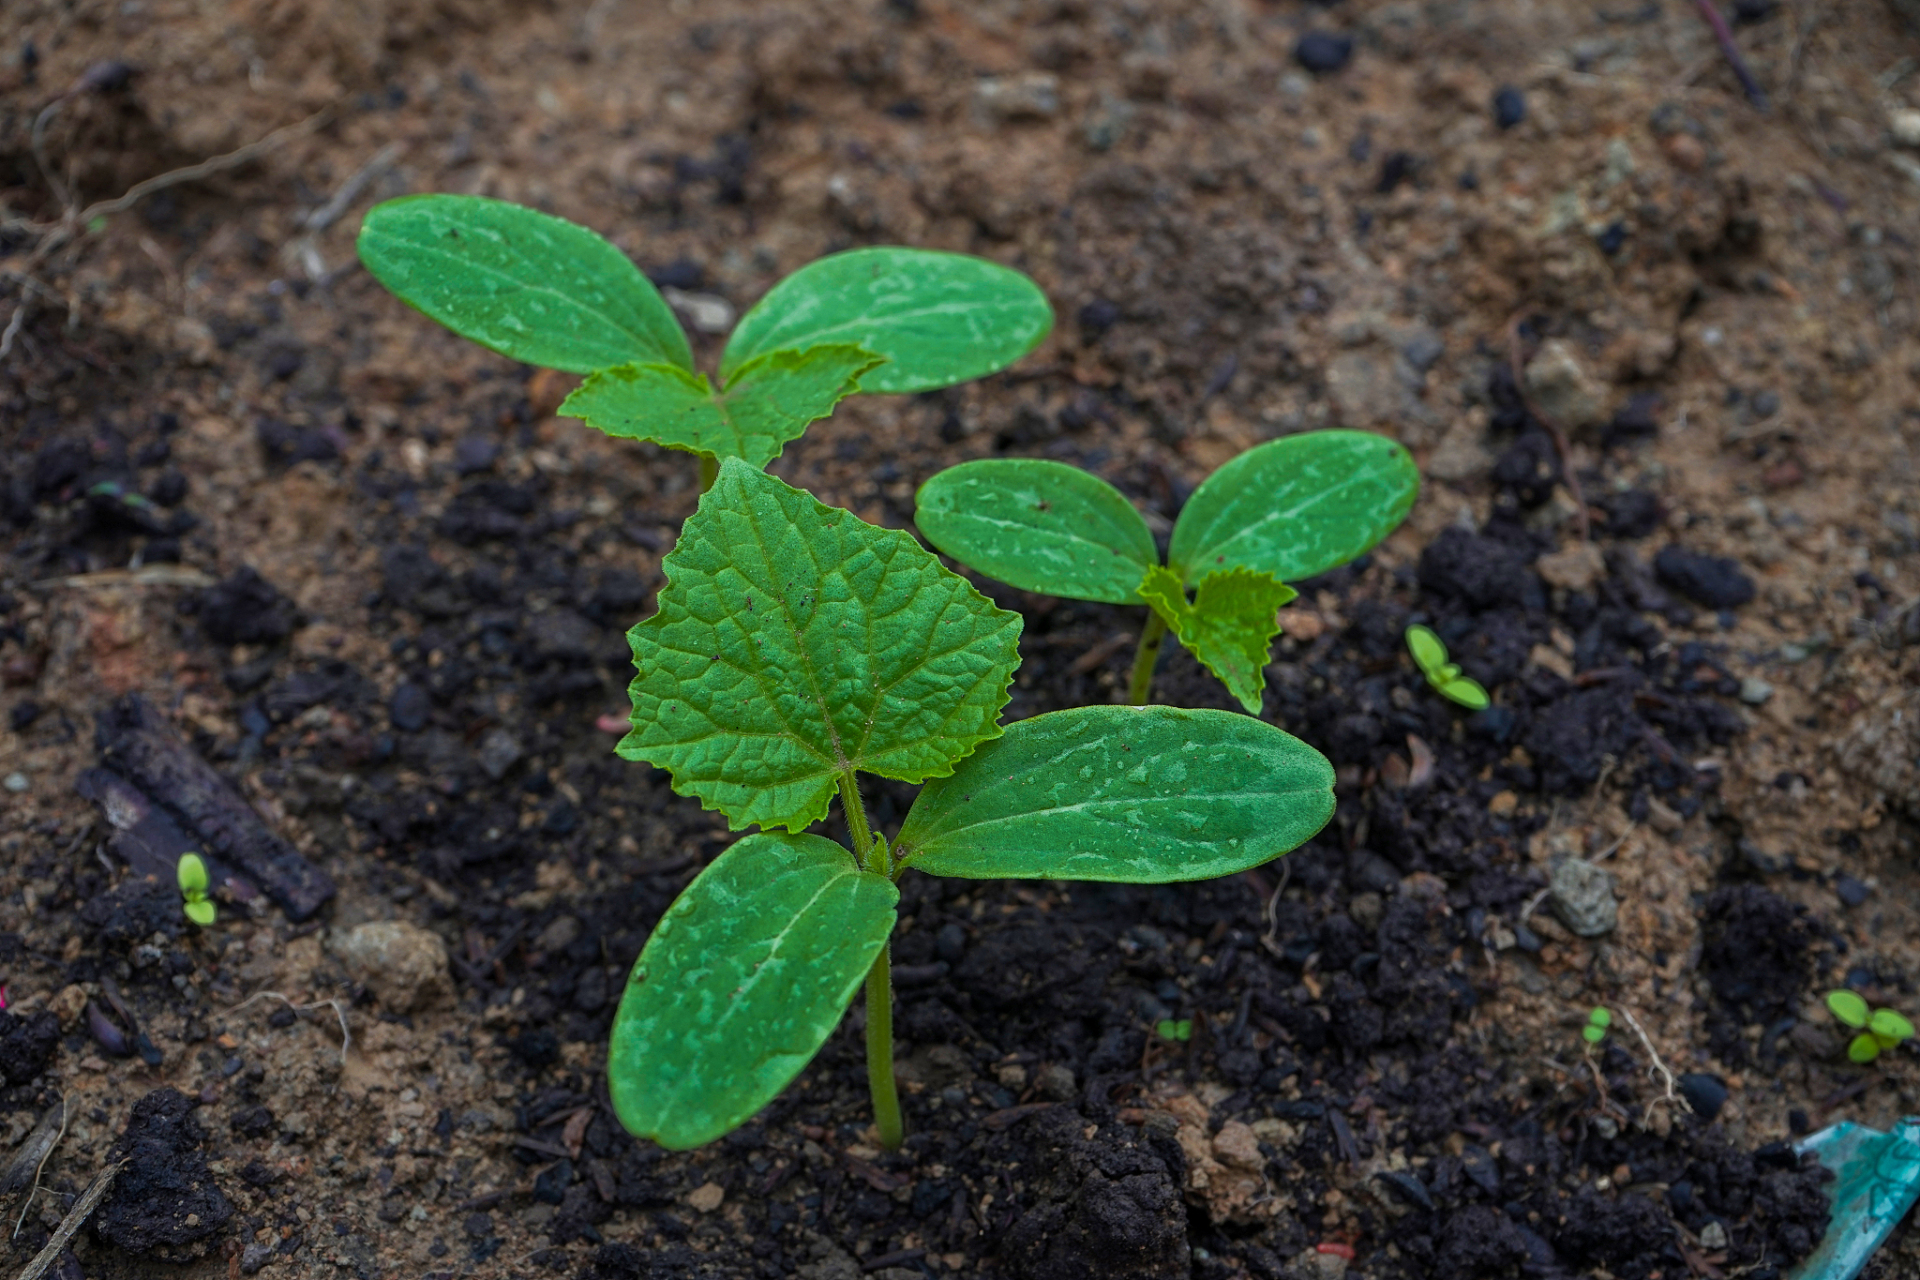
[177,852,215,926]
[604,459,1337,1150]
[357,194,1053,487]
[1827,991,1916,1064]
[915,431,1418,712]
[1406,624,1490,710]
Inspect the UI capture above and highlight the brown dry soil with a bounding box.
[4,0,1920,1277]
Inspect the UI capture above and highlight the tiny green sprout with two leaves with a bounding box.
[1827,991,1916,1064]
[1155,1018,1194,1043]
[356,195,1052,486]
[177,853,215,926]
[1582,1006,1612,1046]
[1405,624,1490,711]
[604,459,1337,1151]
[915,431,1418,714]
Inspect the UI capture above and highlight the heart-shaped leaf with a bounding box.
[622,459,1023,831]
[358,194,692,374]
[720,248,1052,394]
[1828,990,1871,1029]
[1871,1008,1915,1043]
[894,705,1334,882]
[1169,430,1418,586]
[608,832,897,1150]
[560,345,885,469]
[915,459,1157,604]
[1138,565,1296,714]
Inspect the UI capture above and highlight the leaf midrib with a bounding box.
[905,774,1327,853]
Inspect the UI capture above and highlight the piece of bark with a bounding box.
[73,767,260,906]
[89,695,333,919]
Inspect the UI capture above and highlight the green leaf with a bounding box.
[1828,990,1871,1028]
[622,459,1023,832]
[1168,430,1419,586]
[560,346,884,469]
[177,853,209,896]
[1581,1025,1606,1044]
[1588,1007,1613,1029]
[1155,1018,1179,1041]
[184,899,216,927]
[915,460,1157,604]
[608,832,897,1150]
[720,247,1053,394]
[357,194,691,374]
[1138,565,1296,714]
[1440,677,1491,711]
[1850,1032,1882,1064]
[1871,1009,1915,1043]
[895,704,1335,882]
[1406,624,1449,678]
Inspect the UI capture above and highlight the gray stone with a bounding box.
[329,920,452,1013]
[1549,859,1617,937]
[1036,1062,1078,1101]
[476,729,523,780]
[973,73,1060,124]
[1739,677,1774,705]
[1523,339,1608,435]
[241,1242,275,1275]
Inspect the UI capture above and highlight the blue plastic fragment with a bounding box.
[1788,1117,1920,1280]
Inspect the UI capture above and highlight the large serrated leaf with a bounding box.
[608,832,897,1150]
[357,194,692,374]
[1138,565,1295,714]
[621,459,1023,832]
[915,459,1157,605]
[895,706,1334,882]
[720,248,1052,394]
[559,345,884,469]
[1169,430,1418,585]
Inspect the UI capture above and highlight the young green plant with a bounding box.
[1406,624,1489,711]
[1582,1006,1611,1046]
[605,459,1337,1150]
[914,431,1418,713]
[178,853,215,926]
[1827,991,1916,1064]
[356,195,1052,487]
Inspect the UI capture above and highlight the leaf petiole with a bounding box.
[839,771,903,1149]
[1127,611,1168,706]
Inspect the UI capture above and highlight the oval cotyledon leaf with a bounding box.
[720,247,1052,394]
[621,459,1023,832]
[893,705,1335,882]
[1169,430,1418,586]
[915,459,1157,604]
[357,194,691,374]
[608,832,897,1150]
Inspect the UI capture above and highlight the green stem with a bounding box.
[1127,611,1168,706]
[838,771,903,1150]
[697,452,719,492]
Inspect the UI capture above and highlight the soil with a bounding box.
[3,0,1920,1277]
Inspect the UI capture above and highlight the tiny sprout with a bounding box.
[1582,1006,1612,1045]
[1156,1018,1193,1043]
[1406,625,1490,711]
[177,853,215,927]
[1827,990,1915,1064]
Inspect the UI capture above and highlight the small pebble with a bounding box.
[1891,109,1920,150]
[1835,874,1871,908]
[1698,1221,1729,1251]
[1492,86,1525,129]
[1679,1072,1728,1121]
[2,773,26,793]
[1739,677,1774,705]
[1549,859,1617,937]
[1294,32,1354,74]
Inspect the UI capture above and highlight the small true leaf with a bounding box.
[895,705,1335,882]
[185,899,216,927]
[1138,565,1296,714]
[1827,990,1871,1029]
[1169,430,1419,586]
[622,459,1022,832]
[1870,1009,1915,1043]
[915,459,1157,605]
[1440,677,1491,711]
[1850,1033,1882,1064]
[560,346,885,469]
[177,853,210,897]
[720,248,1053,394]
[608,832,897,1150]
[1406,625,1449,678]
[358,194,692,374]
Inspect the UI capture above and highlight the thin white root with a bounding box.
[226,991,352,1064]
[1619,1005,1693,1117]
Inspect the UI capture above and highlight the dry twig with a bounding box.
[9,1159,126,1280]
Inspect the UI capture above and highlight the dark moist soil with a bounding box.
[5,0,1920,1277]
